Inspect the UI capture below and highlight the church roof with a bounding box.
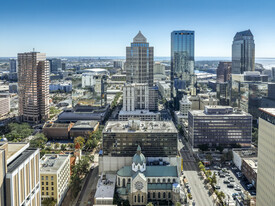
[117,166,178,177]
[133,31,147,43]
[133,153,146,165]
[148,183,173,190]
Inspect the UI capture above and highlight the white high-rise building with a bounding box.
[256,108,275,206]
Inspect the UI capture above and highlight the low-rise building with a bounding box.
[232,148,257,171]
[94,174,116,205]
[242,158,257,187]
[70,120,99,138]
[43,122,73,139]
[40,154,70,206]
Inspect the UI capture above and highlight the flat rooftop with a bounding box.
[119,110,160,116]
[104,120,177,133]
[44,123,71,128]
[259,108,275,117]
[243,158,258,173]
[7,149,37,173]
[94,174,116,200]
[0,143,30,164]
[190,106,251,117]
[40,154,69,173]
[72,120,98,129]
[232,148,257,158]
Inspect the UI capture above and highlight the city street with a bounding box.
[179,136,213,206]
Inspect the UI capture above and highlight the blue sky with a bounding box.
[0,0,275,57]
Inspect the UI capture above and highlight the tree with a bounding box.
[176,202,181,206]
[198,144,209,152]
[74,136,85,149]
[61,144,66,151]
[68,143,74,149]
[252,127,258,145]
[146,203,154,206]
[30,133,47,149]
[5,123,33,141]
[206,154,213,162]
[54,143,60,150]
[42,198,57,206]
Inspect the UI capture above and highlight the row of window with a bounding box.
[41,175,54,181]
[42,187,54,191]
[41,181,54,186]
[41,192,54,196]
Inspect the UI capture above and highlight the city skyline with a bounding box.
[1,0,275,57]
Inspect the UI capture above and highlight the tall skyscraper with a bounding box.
[121,31,158,116]
[18,51,50,123]
[217,62,232,83]
[9,59,17,73]
[125,31,154,87]
[48,58,62,73]
[171,30,195,96]
[232,30,255,74]
[257,108,275,206]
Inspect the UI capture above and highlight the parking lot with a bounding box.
[208,165,256,203]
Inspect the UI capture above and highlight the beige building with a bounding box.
[257,108,275,206]
[40,154,70,205]
[0,94,10,117]
[18,51,49,123]
[0,142,40,206]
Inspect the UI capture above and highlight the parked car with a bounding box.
[232,193,239,200]
[232,167,237,170]
[215,185,221,189]
[235,187,241,191]
[220,174,225,178]
[223,180,230,184]
[227,184,234,188]
[247,184,253,190]
[251,191,256,196]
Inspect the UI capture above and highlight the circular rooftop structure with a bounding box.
[83,68,110,76]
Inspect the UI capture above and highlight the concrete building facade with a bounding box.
[257,108,275,206]
[40,154,70,205]
[188,106,252,148]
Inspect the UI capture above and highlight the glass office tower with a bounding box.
[232,30,255,74]
[171,30,195,108]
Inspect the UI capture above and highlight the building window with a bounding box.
[52,187,54,190]
[163,192,166,198]
[46,187,48,190]
[138,194,140,203]
[46,182,48,185]
[123,178,125,187]
[42,192,44,195]
[51,176,54,180]
[118,177,120,186]
[42,187,44,190]
[148,193,150,199]
[52,192,54,195]
[168,192,171,198]
[135,195,136,202]
[168,178,171,183]
[163,179,166,183]
[41,176,44,180]
[148,179,150,183]
[142,195,144,202]
[158,192,161,198]
[173,178,176,182]
[153,192,155,198]
[46,176,48,180]
[157,178,160,183]
[42,182,44,185]
[46,192,48,195]
[51,182,54,185]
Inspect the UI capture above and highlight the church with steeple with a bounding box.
[116,146,181,205]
